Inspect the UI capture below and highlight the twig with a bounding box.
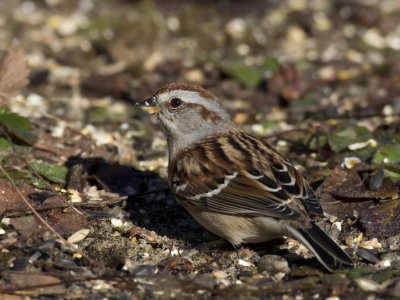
[12,154,84,216]
[0,165,102,268]
[1,165,66,240]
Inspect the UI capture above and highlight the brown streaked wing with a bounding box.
[170,131,322,220]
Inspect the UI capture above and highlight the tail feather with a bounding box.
[290,223,354,272]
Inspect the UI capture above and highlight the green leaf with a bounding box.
[0,137,11,152]
[30,162,68,184]
[0,136,31,154]
[306,133,328,150]
[78,15,117,33]
[88,106,108,121]
[373,144,400,165]
[383,169,400,183]
[290,95,319,108]
[376,129,400,145]
[328,126,371,153]
[0,107,37,144]
[226,63,263,89]
[261,58,280,71]
[349,266,370,279]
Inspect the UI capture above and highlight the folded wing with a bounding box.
[170,130,323,220]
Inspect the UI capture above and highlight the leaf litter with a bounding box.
[0,0,399,298]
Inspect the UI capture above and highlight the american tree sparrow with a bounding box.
[137,83,353,272]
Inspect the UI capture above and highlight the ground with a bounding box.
[0,0,400,299]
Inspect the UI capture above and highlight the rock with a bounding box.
[132,265,158,278]
[257,255,289,275]
[10,216,38,235]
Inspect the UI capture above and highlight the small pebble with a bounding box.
[332,221,342,232]
[122,258,136,272]
[1,218,11,225]
[213,270,228,279]
[355,278,382,292]
[257,255,289,275]
[238,259,252,267]
[132,265,158,277]
[377,259,391,268]
[111,218,124,228]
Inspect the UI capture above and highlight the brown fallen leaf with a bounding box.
[9,271,66,295]
[0,181,34,215]
[46,209,90,236]
[366,177,399,199]
[0,40,29,98]
[359,199,400,238]
[316,167,374,218]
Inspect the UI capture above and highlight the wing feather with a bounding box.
[169,130,323,220]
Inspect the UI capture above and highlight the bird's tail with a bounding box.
[289,222,354,272]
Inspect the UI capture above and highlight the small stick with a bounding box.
[0,165,102,268]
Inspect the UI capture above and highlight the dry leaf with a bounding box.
[0,40,29,98]
[316,167,373,218]
[9,272,66,294]
[359,199,400,238]
[0,181,34,215]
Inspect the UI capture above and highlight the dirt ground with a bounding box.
[0,0,400,299]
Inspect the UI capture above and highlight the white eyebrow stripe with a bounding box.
[189,172,238,200]
[157,90,231,120]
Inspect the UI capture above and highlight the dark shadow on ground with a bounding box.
[65,155,211,244]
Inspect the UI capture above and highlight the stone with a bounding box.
[257,255,289,275]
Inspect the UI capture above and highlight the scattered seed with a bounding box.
[355,278,382,292]
[67,228,90,244]
[213,270,228,279]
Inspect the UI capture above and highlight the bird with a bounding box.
[136,83,354,272]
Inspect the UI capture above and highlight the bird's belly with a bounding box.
[182,203,282,246]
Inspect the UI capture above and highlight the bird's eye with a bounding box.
[170,98,183,109]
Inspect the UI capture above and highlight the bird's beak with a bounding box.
[135,97,160,115]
